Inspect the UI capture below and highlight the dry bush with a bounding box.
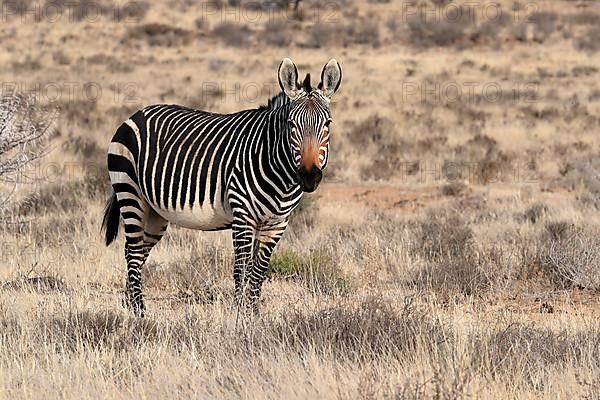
[61,133,104,162]
[86,53,135,73]
[35,310,166,353]
[269,247,352,296]
[1,275,66,292]
[519,202,549,224]
[470,322,600,388]
[263,296,452,361]
[413,209,473,262]
[566,12,600,26]
[557,154,600,209]
[212,22,253,47]
[56,99,100,128]
[574,26,600,53]
[538,222,600,290]
[530,11,559,43]
[52,50,70,65]
[143,244,232,304]
[451,134,514,184]
[344,19,380,47]
[345,114,407,181]
[441,182,468,197]
[407,7,473,49]
[124,23,195,47]
[15,171,107,216]
[305,22,345,48]
[0,94,54,209]
[408,210,499,298]
[263,20,295,47]
[412,247,498,299]
[306,20,380,48]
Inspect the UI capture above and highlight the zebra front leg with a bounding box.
[247,220,288,314]
[231,216,256,310]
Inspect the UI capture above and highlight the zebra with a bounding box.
[102,58,342,316]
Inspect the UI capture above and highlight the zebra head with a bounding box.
[278,58,342,193]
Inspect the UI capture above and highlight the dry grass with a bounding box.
[1,0,600,397]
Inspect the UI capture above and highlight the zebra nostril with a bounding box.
[297,165,322,192]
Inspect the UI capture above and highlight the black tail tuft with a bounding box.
[102,189,120,246]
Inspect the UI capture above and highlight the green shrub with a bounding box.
[269,248,352,296]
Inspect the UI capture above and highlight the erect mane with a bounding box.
[259,91,290,110]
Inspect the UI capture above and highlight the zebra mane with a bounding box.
[260,91,290,110]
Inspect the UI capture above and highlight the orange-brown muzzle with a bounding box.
[297,136,323,192]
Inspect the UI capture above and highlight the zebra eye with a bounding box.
[324,120,332,129]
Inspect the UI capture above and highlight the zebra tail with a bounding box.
[102,189,120,246]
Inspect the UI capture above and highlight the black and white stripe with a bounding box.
[102,58,342,316]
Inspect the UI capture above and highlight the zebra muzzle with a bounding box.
[297,165,322,193]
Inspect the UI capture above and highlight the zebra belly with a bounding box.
[151,204,232,231]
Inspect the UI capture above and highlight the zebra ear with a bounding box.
[278,58,301,99]
[318,59,342,98]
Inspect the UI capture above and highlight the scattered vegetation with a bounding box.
[124,23,194,47]
[212,22,253,47]
[269,248,352,296]
[538,223,600,290]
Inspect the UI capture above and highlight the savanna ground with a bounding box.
[0,0,599,398]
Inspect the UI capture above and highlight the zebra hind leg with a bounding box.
[124,207,168,317]
[143,208,168,263]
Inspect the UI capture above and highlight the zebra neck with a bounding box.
[264,106,298,191]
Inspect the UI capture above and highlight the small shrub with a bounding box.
[521,203,549,224]
[61,133,103,161]
[538,223,600,290]
[470,322,600,387]
[566,12,600,26]
[124,23,195,47]
[557,154,600,209]
[1,275,66,292]
[305,22,345,48]
[306,20,380,48]
[408,210,499,298]
[39,310,125,351]
[57,99,99,127]
[212,22,253,47]
[407,7,473,49]
[574,26,600,53]
[263,20,295,47]
[441,182,468,197]
[414,210,473,262]
[531,11,559,43]
[263,296,452,360]
[345,20,380,47]
[269,248,352,296]
[52,50,70,65]
[15,172,108,216]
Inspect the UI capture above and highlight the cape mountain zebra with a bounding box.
[102,58,342,316]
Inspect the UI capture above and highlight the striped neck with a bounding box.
[265,103,299,191]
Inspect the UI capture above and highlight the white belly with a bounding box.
[153,203,232,230]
